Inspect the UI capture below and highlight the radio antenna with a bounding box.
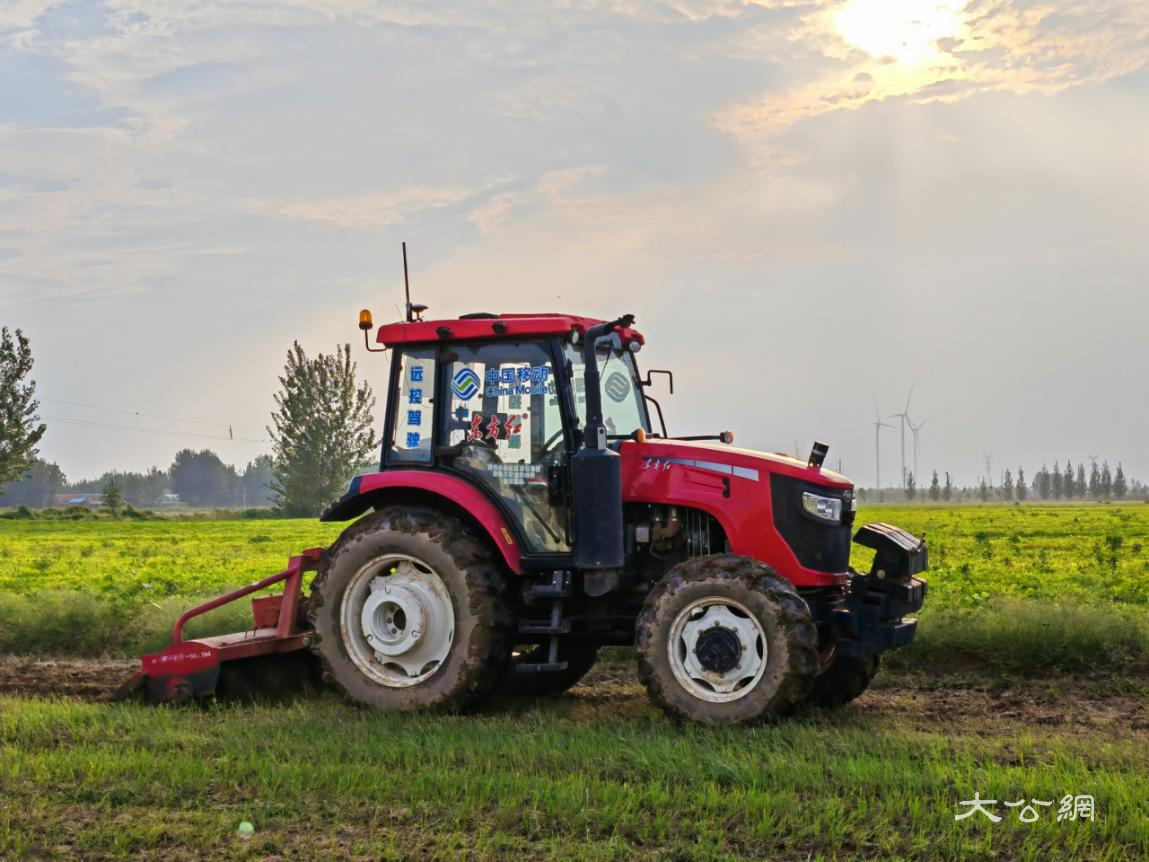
[402,241,412,322]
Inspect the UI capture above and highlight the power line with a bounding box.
[44,415,269,444]
[41,398,266,431]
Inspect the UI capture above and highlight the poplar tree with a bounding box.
[269,343,378,516]
[0,328,46,487]
[1113,464,1127,499]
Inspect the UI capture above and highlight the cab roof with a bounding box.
[377,313,644,348]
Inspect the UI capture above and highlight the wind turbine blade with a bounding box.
[904,381,915,414]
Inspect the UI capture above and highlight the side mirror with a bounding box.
[642,369,674,394]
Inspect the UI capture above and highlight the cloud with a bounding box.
[715,0,1149,160]
[0,0,58,34]
[241,185,484,231]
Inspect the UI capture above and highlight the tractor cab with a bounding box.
[377,313,648,558]
[323,312,657,575]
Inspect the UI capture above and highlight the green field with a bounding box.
[2,504,1147,668]
[2,505,1148,860]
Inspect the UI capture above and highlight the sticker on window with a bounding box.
[466,412,527,442]
[485,365,551,397]
[451,368,481,400]
[605,371,631,403]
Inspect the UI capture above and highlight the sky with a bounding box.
[1,0,1147,487]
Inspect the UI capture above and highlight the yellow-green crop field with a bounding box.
[1,503,1148,665]
[4,504,1148,604]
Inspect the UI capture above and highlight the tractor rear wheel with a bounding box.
[636,554,818,725]
[808,652,880,708]
[308,506,513,712]
[501,640,599,696]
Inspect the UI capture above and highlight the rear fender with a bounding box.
[321,471,524,574]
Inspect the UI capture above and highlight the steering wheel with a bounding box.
[540,429,564,455]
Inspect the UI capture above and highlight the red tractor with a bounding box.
[126,309,926,724]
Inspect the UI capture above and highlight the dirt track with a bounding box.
[3,656,1146,740]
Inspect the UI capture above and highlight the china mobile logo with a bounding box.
[956,793,1095,823]
[451,368,481,400]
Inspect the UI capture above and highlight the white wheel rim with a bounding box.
[340,554,455,688]
[667,597,767,703]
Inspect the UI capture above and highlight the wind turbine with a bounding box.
[908,416,929,481]
[873,404,895,492]
[890,383,915,488]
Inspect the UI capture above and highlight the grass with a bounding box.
[2,694,1146,861]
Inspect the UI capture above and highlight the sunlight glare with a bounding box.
[834,0,965,66]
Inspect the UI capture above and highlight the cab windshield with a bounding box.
[565,340,650,438]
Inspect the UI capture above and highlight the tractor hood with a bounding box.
[619,437,853,490]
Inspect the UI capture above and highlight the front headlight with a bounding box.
[801,492,842,524]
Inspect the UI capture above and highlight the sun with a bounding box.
[834,0,965,66]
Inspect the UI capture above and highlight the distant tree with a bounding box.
[1112,463,1127,499]
[269,342,378,517]
[1062,461,1073,499]
[240,455,275,508]
[928,470,940,501]
[1089,461,1101,498]
[1051,463,1063,499]
[170,449,237,508]
[1016,467,1027,502]
[102,477,124,517]
[134,467,169,507]
[1101,461,1113,498]
[0,458,65,507]
[1000,469,1014,501]
[942,472,954,502]
[905,471,916,501]
[978,478,990,502]
[1036,464,1051,500]
[0,327,47,488]
[1074,464,1085,498]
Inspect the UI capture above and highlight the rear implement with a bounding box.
[115,548,325,704]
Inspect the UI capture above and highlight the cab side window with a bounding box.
[387,348,435,464]
[441,341,570,552]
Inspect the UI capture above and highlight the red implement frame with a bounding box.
[125,548,326,702]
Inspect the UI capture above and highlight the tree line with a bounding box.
[1,327,378,516]
[864,460,1140,503]
[0,451,277,510]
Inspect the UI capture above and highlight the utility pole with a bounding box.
[984,454,993,487]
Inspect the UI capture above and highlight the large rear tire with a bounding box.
[308,506,513,712]
[636,554,818,725]
[501,640,599,696]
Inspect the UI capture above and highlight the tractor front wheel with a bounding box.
[809,652,880,708]
[308,506,513,712]
[636,555,818,725]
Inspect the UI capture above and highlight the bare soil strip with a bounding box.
[3,656,1145,739]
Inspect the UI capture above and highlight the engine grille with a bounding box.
[684,507,723,557]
